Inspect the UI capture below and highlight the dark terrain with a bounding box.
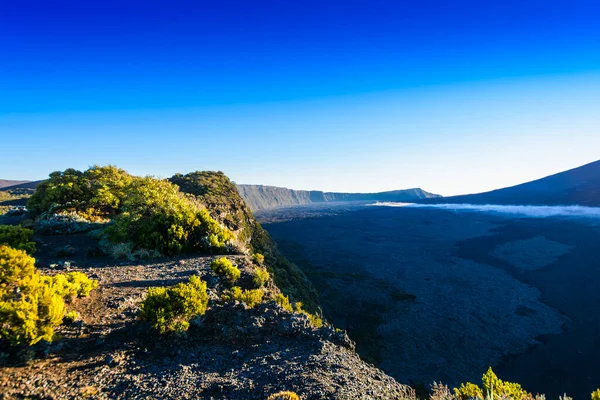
[261,203,600,399]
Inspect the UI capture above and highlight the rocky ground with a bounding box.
[1,233,411,400]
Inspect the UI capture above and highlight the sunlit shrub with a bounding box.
[105,177,232,256]
[252,267,270,287]
[0,245,97,346]
[274,293,322,327]
[222,286,264,308]
[140,275,208,333]
[27,165,132,219]
[275,293,293,312]
[454,382,484,400]
[252,253,265,264]
[0,225,36,254]
[267,391,300,400]
[454,368,528,400]
[210,257,241,283]
[63,310,79,323]
[43,271,99,299]
[592,389,600,400]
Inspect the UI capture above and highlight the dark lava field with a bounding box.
[261,204,600,399]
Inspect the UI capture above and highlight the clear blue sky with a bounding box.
[1,0,599,195]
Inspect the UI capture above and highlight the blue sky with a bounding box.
[1,1,599,195]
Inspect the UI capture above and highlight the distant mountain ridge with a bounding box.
[421,159,600,207]
[237,184,440,211]
[0,180,42,191]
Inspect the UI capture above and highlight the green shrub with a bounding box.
[140,275,208,333]
[275,293,293,312]
[0,245,97,346]
[252,253,265,264]
[267,391,300,400]
[0,245,36,284]
[210,257,241,283]
[274,293,322,328]
[105,177,232,256]
[0,225,36,254]
[592,389,600,400]
[252,267,270,287]
[454,382,484,400]
[28,165,132,219]
[63,310,79,323]
[454,368,528,400]
[222,286,264,308]
[42,271,99,299]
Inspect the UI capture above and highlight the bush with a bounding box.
[222,287,264,308]
[42,271,99,299]
[592,389,600,400]
[274,293,322,327]
[140,275,208,333]
[267,392,300,400]
[275,293,293,312]
[252,253,265,264]
[105,177,233,256]
[0,245,36,284]
[211,257,241,283]
[28,165,132,219]
[0,245,97,346]
[252,267,270,287]
[0,225,36,254]
[454,368,528,400]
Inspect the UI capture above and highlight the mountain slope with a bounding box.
[0,180,42,191]
[0,179,30,189]
[423,159,600,206]
[237,184,440,211]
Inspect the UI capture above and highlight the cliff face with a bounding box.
[237,184,440,211]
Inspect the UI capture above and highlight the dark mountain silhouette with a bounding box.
[422,160,600,207]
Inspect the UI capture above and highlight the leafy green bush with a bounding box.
[105,177,232,256]
[274,293,322,328]
[222,286,264,308]
[252,253,265,264]
[140,275,208,333]
[42,271,99,299]
[252,267,270,287]
[210,257,241,283]
[592,389,600,400]
[0,225,36,254]
[267,391,300,400]
[454,368,528,400]
[0,245,97,346]
[28,165,132,220]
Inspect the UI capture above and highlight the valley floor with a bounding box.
[262,205,600,399]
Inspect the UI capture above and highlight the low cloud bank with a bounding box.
[370,202,600,219]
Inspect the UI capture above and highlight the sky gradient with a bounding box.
[1,1,600,195]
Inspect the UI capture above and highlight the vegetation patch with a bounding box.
[252,266,270,287]
[0,245,97,346]
[267,391,300,400]
[222,286,265,308]
[454,367,528,400]
[0,225,36,254]
[210,257,241,283]
[140,275,209,333]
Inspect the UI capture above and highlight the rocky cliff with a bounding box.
[237,184,440,211]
